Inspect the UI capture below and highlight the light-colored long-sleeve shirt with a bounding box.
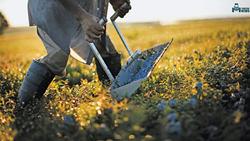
[28,0,108,55]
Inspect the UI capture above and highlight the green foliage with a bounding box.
[1,18,250,141]
[54,58,96,86]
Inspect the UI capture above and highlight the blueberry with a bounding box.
[209,68,214,73]
[221,82,227,87]
[240,98,245,105]
[160,101,167,105]
[230,95,236,101]
[206,126,218,131]
[165,121,175,132]
[165,121,182,137]
[218,66,222,70]
[234,102,239,108]
[238,105,244,112]
[180,105,185,111]
[157,101,167,110]
[245,94,250,98]
[170,100,178,108]
[56,115,73,134]
[167,113,176,121]
[247,87,250,92]
[183,101,188,104]
[233,83,238,86]
[195,82,203,88]
[189,97,197,106]
[231,66,238,73]
[56,125,65,134]
[64,115,73,125]
[234,93,240,99]
[157,104,165,110]
[238,90,244,95]
[207,113,212,118]
[172,121,182,133]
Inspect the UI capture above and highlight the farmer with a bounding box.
[18,0,131,107]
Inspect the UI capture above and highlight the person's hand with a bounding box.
[79,13,105,43]
[110,0,131,18]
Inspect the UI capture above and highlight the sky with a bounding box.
[0,0,250,27]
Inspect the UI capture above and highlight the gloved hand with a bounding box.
[110,0,131,18]
[79,13,105,43]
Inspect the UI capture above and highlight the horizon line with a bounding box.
[7,16,250,27]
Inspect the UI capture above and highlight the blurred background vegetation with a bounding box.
[0,12,8,35]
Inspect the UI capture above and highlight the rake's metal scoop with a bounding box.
[88,3,173,102]
[109,40,172,102]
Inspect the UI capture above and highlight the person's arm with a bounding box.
[57,0,104,43]
[110,0,131,18]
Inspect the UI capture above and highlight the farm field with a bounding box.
[0,18,250,141]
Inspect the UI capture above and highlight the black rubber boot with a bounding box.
[95,53,121,85]
[17,59,55,107]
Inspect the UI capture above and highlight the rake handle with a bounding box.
[87,17,115,81]
[110,2,133,56]
[110,2,129,22]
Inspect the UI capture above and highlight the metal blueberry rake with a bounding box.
[109,40,173,102]
[88,2,173,102]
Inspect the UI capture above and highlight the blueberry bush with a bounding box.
[0,18,250,141]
